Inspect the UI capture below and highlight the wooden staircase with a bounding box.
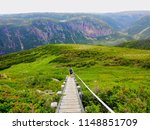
[57,76,84,113]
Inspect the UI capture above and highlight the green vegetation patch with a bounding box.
[0,44,150,112]
[118,39,150,50]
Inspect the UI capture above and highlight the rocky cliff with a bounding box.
[1,11,150,54]
[0,16,113,54]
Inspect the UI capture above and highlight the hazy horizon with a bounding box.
[0,10,150,15]
[0,0,150,14]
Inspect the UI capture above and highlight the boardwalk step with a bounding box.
[60,104,80,109]
[59,109,81,113]
[61,102,80,105]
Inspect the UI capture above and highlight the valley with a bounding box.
[0,11,150,113]
[0,11,150,54]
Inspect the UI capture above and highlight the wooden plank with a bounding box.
[57,76,83,113]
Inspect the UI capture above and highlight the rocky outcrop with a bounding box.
[67,17,113,38]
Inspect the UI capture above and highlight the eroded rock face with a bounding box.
[0,16,113,54]
[67,17,113,38]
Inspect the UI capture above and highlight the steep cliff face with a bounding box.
[67,17,113,38]
[0,16,113,54]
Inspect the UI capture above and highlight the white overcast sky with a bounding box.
[0,0,150,14]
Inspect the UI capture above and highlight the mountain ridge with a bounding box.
[0,11,150,54]
[128,15,150,39]
[0,16,114,54]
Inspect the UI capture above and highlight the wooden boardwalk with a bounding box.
[57,76,84,113]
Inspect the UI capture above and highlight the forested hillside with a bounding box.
[1,11,150,54]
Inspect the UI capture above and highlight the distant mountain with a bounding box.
[0,11,150,54]
[95,11,149,31]
[0,16,114,54]
[128,15,150,39]
[118,39,150,50]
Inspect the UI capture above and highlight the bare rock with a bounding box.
[52,78,60,82]
[57,91,62,95]
[44,90,54,95]
[36,90,42,93]
[51,102,58,108]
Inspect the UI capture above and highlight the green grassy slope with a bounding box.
[0,44,150,112]
[118,39,150,50]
